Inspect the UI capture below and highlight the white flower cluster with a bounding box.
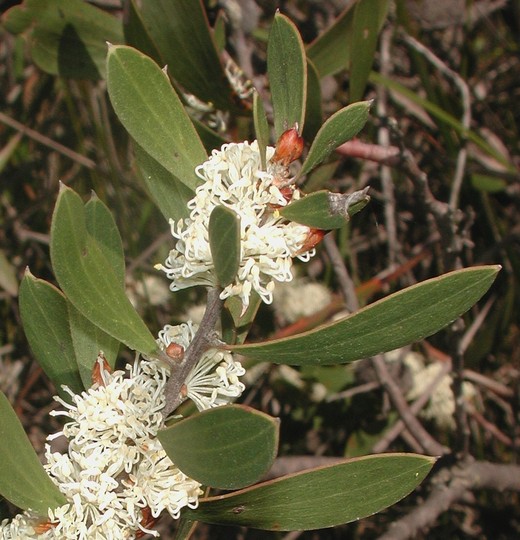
[155,140,315,309]
[0,357,202,539]
[403,352,476,429]
[158,321,245,411]
[272,278,332,325]
[1,318,247,539]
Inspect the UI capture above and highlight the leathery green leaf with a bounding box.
[209,206,241,288]
[0,391,67,515]
[222,292,262,346]
[187,453,435,530]
[50,185,158,356]
[2,0,122,79]
[84,195,125,285]
[303,59,322,142]
[138,0,237,112]
[68,195,124,386]
[106,45,206,190]
[19,271,83,395]
[279,188,370,229]
[68,302,120,389]
[228,266,500,365]
[158,405,279,490]
[253,90,270,171]
[135,143,193,223]
[349,0,390,101]
[299,101,372,178]
[306,3,355,78]
[267,12,307,137]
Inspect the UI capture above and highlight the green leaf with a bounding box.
[228,266,500,365]
[158,405,279,490]
[302,59,322,143]
[135,143,193,223]
[299,101,372,178]
[0,391,67,515]
[2,0,123,79]
[303,160,340,192]
[267,12,307,137]
[123,0,162,65]
[19,271,83,394]
[279,188,370,229]
[306,4,355,78]
[193,118,228,155]
[209,206,241,288]
[106,45,207,191]
[138,0,237,112]
[470,173,507,193]
[213,9,227,53]
[187,453,434,530]
[50,185,158,356]
[222,293,262,346]
[84,195,125,285]
[349,0,389,101]
[67,302,119,389]
[253,90,270,171]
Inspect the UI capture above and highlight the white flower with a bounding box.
[403,353,476,429]
[1,357,203,539]
[158,321,246,411]
[155,140,315,309]
[272,278,332,325]
[0,512,39,539]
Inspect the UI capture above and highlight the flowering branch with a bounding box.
[162,287,224,417]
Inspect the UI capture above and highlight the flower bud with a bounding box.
[34,521,55,534]
[272,126,304,166]
[297,228,326,254]
[92,352,112,387]
[166,342,185,362]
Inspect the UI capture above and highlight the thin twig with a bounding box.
[378,26,401,265]
[371,354,448,456]
[327,381,380,403]
[0,111,97,170]
[372,359,452,454]
[323,234,359,312]
[377,460,520,540]
[462,369,514,399]
[335,139,400,165]
[401,34,472,212]
[458,295,495,355]
[468,406,513,447]
[162,287,224,417]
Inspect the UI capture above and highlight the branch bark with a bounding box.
[378,460,520,540]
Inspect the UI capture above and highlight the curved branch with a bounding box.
[378,460,520,540]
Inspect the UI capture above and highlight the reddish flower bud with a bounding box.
[272,127,304,166]
[34,521,56,533]
[166,342,185,362]
[279,185,295,203]
[136,506,156,538]
[297,228,326,255]
[91,352,112,387]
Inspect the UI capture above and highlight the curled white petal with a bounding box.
[157,140,315,308]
